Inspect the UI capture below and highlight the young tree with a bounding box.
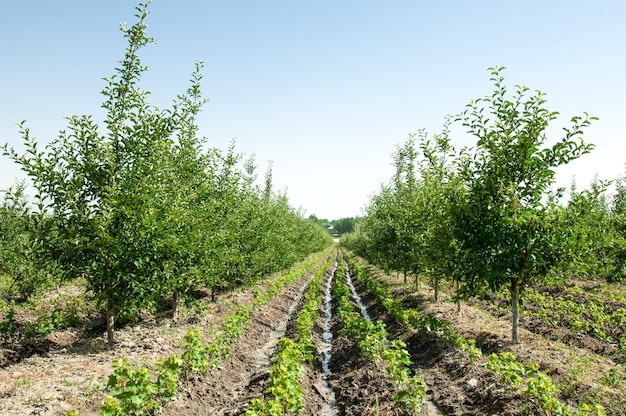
[415,121,462,303]
[0,182,59,299]
[452,66,595,343]
[2,2,208,344]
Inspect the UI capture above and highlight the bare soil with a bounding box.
[2,252,625,415]
[344,273,522,416]
[366,265,626,415]
[0,268,311,415]
[160,267,329,415]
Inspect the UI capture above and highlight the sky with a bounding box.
[1,1,625,220]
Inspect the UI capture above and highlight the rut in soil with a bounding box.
[321,261,339,416]
[343,260,446,416]
[344,264,372,322]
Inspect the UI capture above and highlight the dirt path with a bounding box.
[161,267,329,415]
[5,251,623,415]
[0,259,324,415]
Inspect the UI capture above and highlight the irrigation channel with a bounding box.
[340,260,445,416]
[321,260,339,416]
[319,260,376,416]
[344,263,372,323]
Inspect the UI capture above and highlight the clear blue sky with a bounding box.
[1,1,625,219]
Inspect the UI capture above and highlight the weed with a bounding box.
[14,377,32,388]
[600,368,624,387]
[0,305,18,342]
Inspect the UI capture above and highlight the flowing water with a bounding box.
[344,265,372,322]
[343,261,446,415]
[321,261,339,416]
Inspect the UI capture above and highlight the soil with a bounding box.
[342,274,522,416]
[365,265,626,415]
[0,267,315,415]
[160,266,329,415]
[470,287,624,362]
[2,251,625,415]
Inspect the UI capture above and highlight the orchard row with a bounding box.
[342,67,626,345]
[0,2,332,345]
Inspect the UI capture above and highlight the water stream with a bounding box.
[344,265,372,322]
[343,262,446,415]
[321,261,339,416]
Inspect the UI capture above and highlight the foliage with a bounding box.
[2,1,331,345]
[244,254,334,415]
[332,217,357,235]
[347,256,482,361]
[181,330,211,377]
[0,305,18,342]
[344,66,596,344]
[342,123,461,294]
[383,340,427,413]
[522,287,626,361]
[101,250,329,415]
[486,351,607,415]
[334,258,426,413]
[101,359,163,416]
[101,354,182,416]
[245,338,306,416]
[556,179,626,282]
[3,2,198,343]
[0,182,57,299]
[309,216,361,235]
[451,66,595,343]
[486,352,571,415]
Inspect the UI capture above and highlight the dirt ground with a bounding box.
[0,264,321,415]
[160,267,329,415]
[2,251,625,415]
[339,273,522,416]
[364,263,626,415]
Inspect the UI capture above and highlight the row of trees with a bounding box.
[341,67,626,344]
[309,215,360,236]
[0,2,332,344]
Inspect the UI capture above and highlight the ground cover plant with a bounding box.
[2,0,332,347]
[352,255,625,414]
[0,246,330,414]
[346,256,483,362]
[244,256,333,415]
[100,251,332,416]
[2,1,626,415]
[333,255,427,414]
[479,284,626,363]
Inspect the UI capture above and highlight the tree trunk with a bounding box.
[434,276,440,302]
[172,290,180,321]
[403,269,407,285]
[511,279,520,344]
[211,286,216,302]
[106,300,115,346]
[455,279,462,315]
